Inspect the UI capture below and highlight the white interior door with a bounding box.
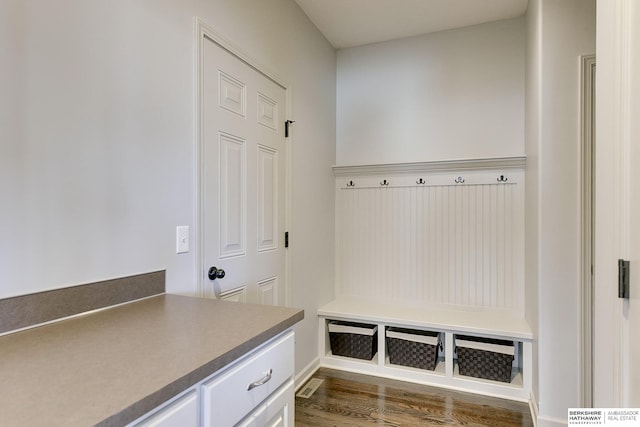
[201,35,286,306]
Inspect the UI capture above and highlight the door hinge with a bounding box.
[285,120,295,138]
[618,259,630,299]
[285,231,289,248]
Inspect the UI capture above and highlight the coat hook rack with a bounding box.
[454,176,465,184]
[380,179,389,186]
[346,180,355,187]
[416,178,426,185]
[497,175,508,183]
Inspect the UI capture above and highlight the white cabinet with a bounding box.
[236,380,294,427]
[129,330,295,427]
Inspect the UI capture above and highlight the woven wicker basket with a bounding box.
[386,327,440,371]
[455,335,515,383]
[328,321,378,360]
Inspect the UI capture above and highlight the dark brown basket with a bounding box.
[328,321,378,360]
[456,335,514,383]
[386,327,440,371]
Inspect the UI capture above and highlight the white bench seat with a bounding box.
[318,297,532,340]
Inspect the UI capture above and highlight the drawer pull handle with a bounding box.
[247,369,273,391]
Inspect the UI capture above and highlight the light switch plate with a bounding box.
[176,226,189,253]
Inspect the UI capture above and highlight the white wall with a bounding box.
[0,0,336,376]
[526,0,596,424]
[524,0,541,407]
[336,18,525,166]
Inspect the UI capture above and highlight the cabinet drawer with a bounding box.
[202,331,294,426]
[128,389,198,427]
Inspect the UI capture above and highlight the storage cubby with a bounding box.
[327,321,378,360]
[386,327,441,371]
[318,298,532,402]
[454,334,516,383]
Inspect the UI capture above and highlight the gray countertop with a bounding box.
[0,294,304,426]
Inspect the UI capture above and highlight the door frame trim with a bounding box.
[580,53,596,407]
[194,18,292,303]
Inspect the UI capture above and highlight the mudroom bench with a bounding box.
[318,297,533,402]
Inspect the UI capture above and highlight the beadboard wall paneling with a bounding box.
[335,168,524,314]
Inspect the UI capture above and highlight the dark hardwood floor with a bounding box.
[295,368,534,426]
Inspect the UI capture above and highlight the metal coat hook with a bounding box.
[284,120,295,137]
[416,178,426,185]
[380,179,389,186]
[497,175,508,183]
[455,176,465,184]
[346,180,355,187]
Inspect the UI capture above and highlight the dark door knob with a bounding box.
[208,266,226,281]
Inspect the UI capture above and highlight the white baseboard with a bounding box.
[530,391,539,427]
[536,415,567,427]
[295,357,320,392]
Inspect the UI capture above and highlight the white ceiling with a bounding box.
[294,0,529,49]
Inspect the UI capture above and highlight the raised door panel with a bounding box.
[257,145,278,253]
[257,277,277,306]
[218,132,246,258]
[257,92,278,131]
[220,286,247,303]
[219,71,246,117]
